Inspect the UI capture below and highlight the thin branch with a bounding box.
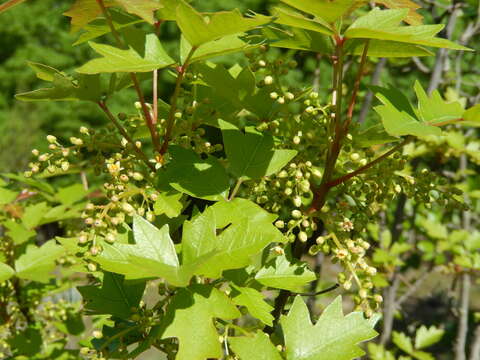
[153,70,158,125]
[96,0,162,154]
[228,178,243,201]
[455,273,471,360]
[345,40,370,129]
[326,136,412,188]
[159,46,197,155]
[0,0,27,14]
[469,325,480,360]
[395,271,429,307]
[97,101,155,171]
[358,58,387,123]
[380,275,400,345]
[295,283,339,297]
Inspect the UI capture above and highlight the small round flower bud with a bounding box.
[275,220,285,229]
[293,136,301,145]
[350,153,360,161]
[359,288,368,299]
[343,280,352,290]
[38,154,49,162]
[277,97,285,104]
[373,294,383,303]
[32,149,40,156]
[291,209,302,219]
[46,135,57,143]
[359,159,368,166]
[70,137,83,146]
[132,172,144,181]
[298,231,308,242]
[122,203,135,213]
[366,267,377,276]
[61,162,70,171]
[105,233,116,243]
[264,75,274,85]
[293,196,302,208]
[258,60,266,67]
[285,92,294,100]
[270,92,279,99]
[316,236,325,244]
[80,126,89,135]
[87,263,97,272]
[146,211,155,222]
[310,92,319,99]
[92,330,103,339]
[272,246,284,255]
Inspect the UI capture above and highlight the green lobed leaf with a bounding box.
[345,8,471,51]
[176,0,271,47]
[96,215,214,285]
[73,10,143,46]
[78,272,146,319]
[63,0,116,33]
[273,6,333,35]
[182,199,286,278]
[231,286,274,326]
[264,26,333,54]
[55,183,89,206]
[255,254,316,292]
[393,331,414,353]
[463,104,480,126]
[3,220,36,245]
[0,262,15,283]
[15,240,65,283]
[230,331,283,360]
[413,81,464,125]
[415,326,444,349]
[113,0,161,23]
[375,0,423,25]
[16,63,102,102]
[157,145,230,201]
[220,119,297,179]
[156,0,178,20]
[279,0,360,23]
[345,39,434,57]
[76,34,175,74]
[153,191,183,218]
[281,296,378,360]
[158,284,241,360]
[0,187,17,205]
[373,81,466,137]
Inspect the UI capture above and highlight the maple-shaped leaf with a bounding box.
[78,272,145,319]
[15,240,65,283]
[373,81,464,137]
[281,296,378,359]
[279,0,361,24]
[159,285,241,360]
[0,262,15,283]
[231,286,274,326]
[219,119,298,179]
[375,0,423,25]
[95,215,209,286]
[255,254,316,292]
[230,331,283,360]
[113,0,161,24]
[76,34,175,74]
[345,8,471,51]
[63,0,115,33]
[176,0,271,47]
[15,62,102,102]
[182,198,286,278]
